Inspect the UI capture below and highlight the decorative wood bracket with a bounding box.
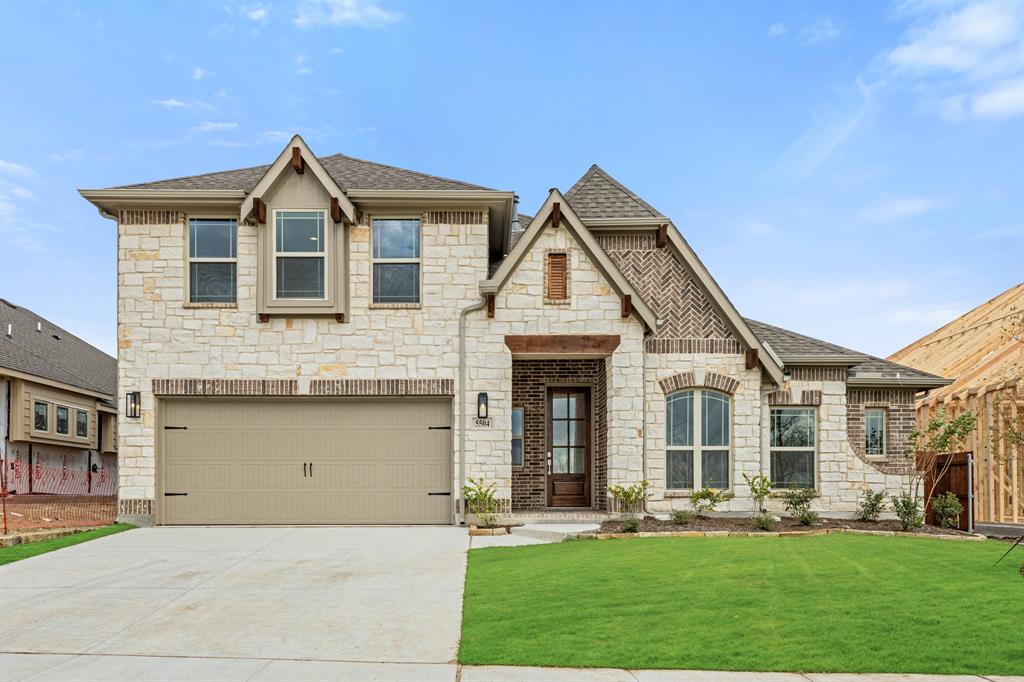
[330,197,343,223]
[745,348,759,370]
[252,197,266,224]
[621,294,632,318]
[656,223,668,248]
[334,313,345,323]
[486,294,495,319]
[258,313,270,323]
[551,202,561,228]
[291,147,305,174]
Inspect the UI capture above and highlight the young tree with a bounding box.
[910,408,977,515]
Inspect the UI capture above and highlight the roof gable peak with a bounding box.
[564,163,665,221]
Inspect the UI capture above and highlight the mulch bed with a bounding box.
[592,515,973,537]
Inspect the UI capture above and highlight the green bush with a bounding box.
[743,473,772,515]
[671,510,694,525]
[607,480,650,513]
[781,488,817,518]
[932,491,964,529]
[690,487,731,516]
[753,513,776,531]
[891,491,924,531]
[856,489,886,522]
[796,510,820,526]
[462,478,499,528]
[621,517,641,533]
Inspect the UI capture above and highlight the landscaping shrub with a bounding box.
[932,491,964,529]
[462,478,499,528]
[753,513,776,531]
[671,510,694,525]
[743,473,772,515]
[856,489,886,522]
[891,491,924,530]
[607,480,650,514]
[781,488,819,526]
[621,517,641,533]
[690,488,731,517]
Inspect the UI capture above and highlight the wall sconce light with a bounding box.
[126,391,141,419]
[782,370,792,382]
[477,392,488,419]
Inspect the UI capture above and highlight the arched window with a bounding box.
[666,389,731,490]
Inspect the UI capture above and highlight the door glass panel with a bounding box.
[552,420,568,447]
[567,394,580,418]
[551,394,567,419]
[570,420,586,447]
[570,448,585,474]
[552,447,569,473]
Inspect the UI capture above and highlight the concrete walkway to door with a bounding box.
[0,526,468,680]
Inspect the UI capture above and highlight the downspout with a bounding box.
[458,297,488,524]
[642,327,653,516]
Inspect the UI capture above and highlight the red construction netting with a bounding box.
[1,463,116,534]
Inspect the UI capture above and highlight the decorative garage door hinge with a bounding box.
[164,492,188,496]
[163,425,188,430]
[427,425,451,430]
[427,492,451,496]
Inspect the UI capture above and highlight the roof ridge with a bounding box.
[117,162,270,190]
[325,152,491,191]
[744,318,861,356]
[564,163,664,219]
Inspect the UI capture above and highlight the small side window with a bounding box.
[76,410,89,438]
[55,405,70,436]
[865,408,886,456]
[34,401,49,432]
[511,407,524,466]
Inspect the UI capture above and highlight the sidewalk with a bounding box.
[3,654,1020,682]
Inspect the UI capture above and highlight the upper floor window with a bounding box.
[275,211,326,299]
[770,407,816,489]
[34,401,49,432]
[76,409,89,438]
[372,219,420,304]
[865,408,886,456]
[188,219,237,303]
[55,405,70,436]
[666,389,731,490]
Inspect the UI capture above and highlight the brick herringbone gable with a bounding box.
[597,234,737,345]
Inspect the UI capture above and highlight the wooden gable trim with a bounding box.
[504,334,621,356]
[291,147,305,174]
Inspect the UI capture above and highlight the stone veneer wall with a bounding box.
[846,388,918,474]
[510,359,607,511]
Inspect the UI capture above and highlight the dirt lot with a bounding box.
[1,494,116,532]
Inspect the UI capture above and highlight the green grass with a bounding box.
[0,524,134,565]
[460,534,1023,674]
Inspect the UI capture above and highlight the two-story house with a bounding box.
[81,135,949,526]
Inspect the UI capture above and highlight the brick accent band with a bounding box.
[658,371,740,395]
[119,210,184,225]
[153,379,299,396]
[788,367,847,382]
[426,210,485,225]
[118,498,154,516]
[767,389,791,405]
[310,379,454,396]
[801,389,822,406]
[646,338,744,354]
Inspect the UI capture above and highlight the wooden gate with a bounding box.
[920,451,973,531]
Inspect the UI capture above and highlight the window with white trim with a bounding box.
[76,409,89,438]
[372,219,420,304]
[275,211,326,299]
[666,389,731,490]
[511,407,524,466]
[55,405,70,436]
[34,401,49,432]
[865,407,886,456]
[770,407,816,488]
[188,218,237,303]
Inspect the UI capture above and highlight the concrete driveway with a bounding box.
[1,526,469,680]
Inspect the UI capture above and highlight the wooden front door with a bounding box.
[547,388,591,507]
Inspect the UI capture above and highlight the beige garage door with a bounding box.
[160,398,452,525]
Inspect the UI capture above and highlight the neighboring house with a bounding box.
[888,283,1023,525]
[0,299,118,496]
[80,135,949,526]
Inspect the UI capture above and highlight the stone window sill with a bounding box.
[369,302,423,310]
[183,302,238,309]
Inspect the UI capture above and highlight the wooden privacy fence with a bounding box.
[918,452,973,532]
[919,379,1023,524]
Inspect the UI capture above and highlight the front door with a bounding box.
[547,388,591,507]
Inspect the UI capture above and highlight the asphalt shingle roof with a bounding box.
[0,299,117,395]
[745,318,945,382]
[564,165,665,220]
[114,152,492,192]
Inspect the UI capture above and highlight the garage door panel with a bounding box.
[162,398,451,525]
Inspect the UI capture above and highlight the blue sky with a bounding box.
[1,0,1021,358]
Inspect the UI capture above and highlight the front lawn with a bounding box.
[460,534,1022,675]
[0,524,134,565]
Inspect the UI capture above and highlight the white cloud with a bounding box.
[294,0,401,29]
[0,160,37,179]
[151,98,187,108]
[885,1,1024,120]
[295,54,308,64]
[768,22,787,37]
[740,220,776,236]
[801,19,842,45]
[244,6,268,22]
[192,67,214,80]
[976,224,1024,240]
[49,149,86,162]
[260,130,292,143]
[9,186,36,201]
[295,67,313,76]
[860,196,939,222]
[194,121,238,132]
[328,47,343,54]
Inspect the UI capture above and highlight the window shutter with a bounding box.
[547,253,567,299]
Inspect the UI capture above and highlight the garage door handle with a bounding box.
[303,462,308,478]
[164,492,188,496]
[427,492,451,496]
